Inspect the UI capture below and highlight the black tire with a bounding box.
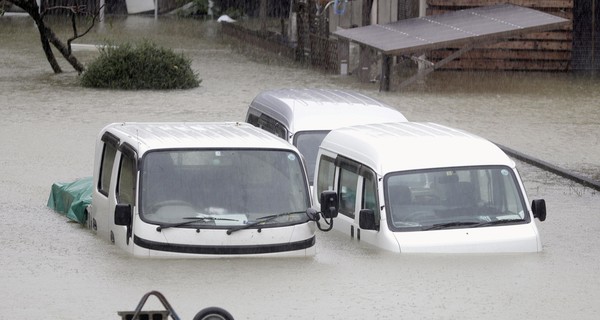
[193,307,234,320]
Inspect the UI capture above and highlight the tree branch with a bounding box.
[66,4,103,55]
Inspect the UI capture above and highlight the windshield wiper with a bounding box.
[423,219,526,231]
[226,211,306,235]
[469,218,526,228]
[156,216,239,232]
[423,221,480,231]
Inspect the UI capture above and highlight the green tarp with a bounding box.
[47,176,93,224]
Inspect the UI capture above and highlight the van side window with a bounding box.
[338,161,359,218]
[246,113,260,126]
[316,156,336,199]
[98,143,117,196]
[117,152,136,206]
[362,170,379,216]
[255,114,287,140]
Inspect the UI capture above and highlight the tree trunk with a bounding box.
[45,27,86,73]
[37,24,64,73]
[10,0,85,74]
[12,0,62,72]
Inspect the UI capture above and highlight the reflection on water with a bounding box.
[1,15,599,319]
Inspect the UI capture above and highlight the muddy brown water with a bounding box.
[1,15,599,319]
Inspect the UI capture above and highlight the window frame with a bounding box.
[116,143,138,206]
[336,157,361,218]
[361,169,380,219]
[315,155,336,199]
[98,132,119,197]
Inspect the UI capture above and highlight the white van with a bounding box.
[245,88,408,184]
[89,122,320,258]
[312,122,547,253]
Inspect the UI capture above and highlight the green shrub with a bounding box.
[80,40,201,90]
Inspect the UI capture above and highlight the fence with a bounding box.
[220,0,341,73]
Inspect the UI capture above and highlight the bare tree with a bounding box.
[7,0,102,74]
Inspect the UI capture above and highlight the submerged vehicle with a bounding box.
[245,88,408,184]
[312,122,547,253]
[50,122,334,258]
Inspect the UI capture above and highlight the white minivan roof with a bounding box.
[248,88,408,133]
[100,122,299,156]
[320,122,515,175]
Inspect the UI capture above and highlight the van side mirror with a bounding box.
[115,203,132,226]
[359,209,378,230]
[531,199,546,222]
[320,191,338,218]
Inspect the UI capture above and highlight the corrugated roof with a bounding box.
[103,122,295,154]
[333,4,570,56]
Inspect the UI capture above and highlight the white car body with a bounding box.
[89,122,315,258]
[312,122,546,253]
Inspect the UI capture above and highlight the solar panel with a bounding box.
[333,4,570,56]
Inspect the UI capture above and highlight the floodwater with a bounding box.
[1,15,600,320]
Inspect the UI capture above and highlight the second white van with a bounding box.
[245,88,408,184]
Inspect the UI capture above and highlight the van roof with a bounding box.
[248,88,408,133]
[100,122,298,156]
[320,122,515,175]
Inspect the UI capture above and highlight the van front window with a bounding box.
[385,166,528,231]
[140,149,310,228]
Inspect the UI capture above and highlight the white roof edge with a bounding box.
[320,122,515,174]
[248,88,408,132]
[99,122,300,156]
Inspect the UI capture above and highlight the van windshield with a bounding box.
[294,131,329,185]
[385,166,529,231]
[140,149,310,227]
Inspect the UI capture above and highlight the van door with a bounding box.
[111,143,138,253]
[316,154,383,242]
[335,158,361,237]
[91,133,118,241]
[355,169,381,245]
